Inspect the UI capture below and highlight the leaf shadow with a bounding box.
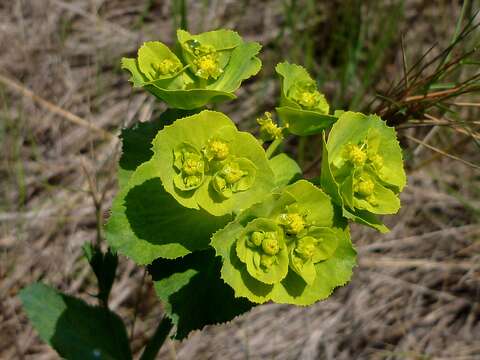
[125,178,229,251]
[149,249,254,340]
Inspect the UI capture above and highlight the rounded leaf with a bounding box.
[121,30,262,109]
[321,111,406,231]
[211,180,356,305]
[153,110,275,216]
[275,62,333,136]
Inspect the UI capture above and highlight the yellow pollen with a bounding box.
[194,53,222,79]
[280,213,305,235]
[157,59,179,75]
[209,140,229,160]
[344,144,367,166]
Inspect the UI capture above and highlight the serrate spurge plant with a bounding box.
[20,28,406,358]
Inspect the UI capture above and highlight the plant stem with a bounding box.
[139,316,173,360]
[265,138,283,159]
[297,137,306,166]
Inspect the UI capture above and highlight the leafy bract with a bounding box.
[105,160,231,263]
[268,153,302,187]
[276,62,336,136]
[106,111,231,263]
[153,110,275,216]
[149,249,254,340]
[121,29,261,109]
[321,111,406,232]
[20,283,132,360]
[211,180,357,305]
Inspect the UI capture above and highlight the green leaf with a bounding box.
[20,283,132,360]
[82,244,118,305]
[138,41,184,81]
[275,62,333,136]
[121,58,148,87]
[276,106,337,136]
[268,153,302,187]
[153,110,275,216]
[142,86,236,110]
[105,160,231,263]
[327,112,406,190]
[177,29,242,51]
[320,111,406,231]
[283,180,335,227]
[320,133,343,206]
[118,108,200,188]
[207,42,262,93]
[212,180,356,305]
[149,249,254,340]
[236,218,289,284]
[213,219,355,305]
[122,30,261,109]
[343,208,389,234]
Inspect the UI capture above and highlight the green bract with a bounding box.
[276,62,337,136]
[121,29,262,109]
[153,110,275,216]
[212,180,356,305]
[321,111,407,233]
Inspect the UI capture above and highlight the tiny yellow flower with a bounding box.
[206,139,229,161]
[257,112,283,141]
[344,144,367,167]
[156,58,181,76]
[279,212,305,235]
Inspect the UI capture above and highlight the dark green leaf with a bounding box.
[82,244,118,305]
[20,283,132,360]
[149,249,254,340]
[277,107,337,136]
[106,162,231,263]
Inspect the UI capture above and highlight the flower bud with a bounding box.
[294,236,316,260]
[248,231,264,247]
[184,175,201,188]
[260,254,275,269]
[355,178,375,197]
[261,233,280,255]
[223,164,245,184]
[213,176,227,192]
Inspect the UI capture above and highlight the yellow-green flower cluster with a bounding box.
[257,112,283,141]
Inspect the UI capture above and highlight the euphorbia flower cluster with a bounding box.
[105,28,406,336]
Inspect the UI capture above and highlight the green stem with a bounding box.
[266,138,283,159]
[297,137,306,167]
[139,316,173,360]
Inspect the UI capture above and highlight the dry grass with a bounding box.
[0,1,479,359]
